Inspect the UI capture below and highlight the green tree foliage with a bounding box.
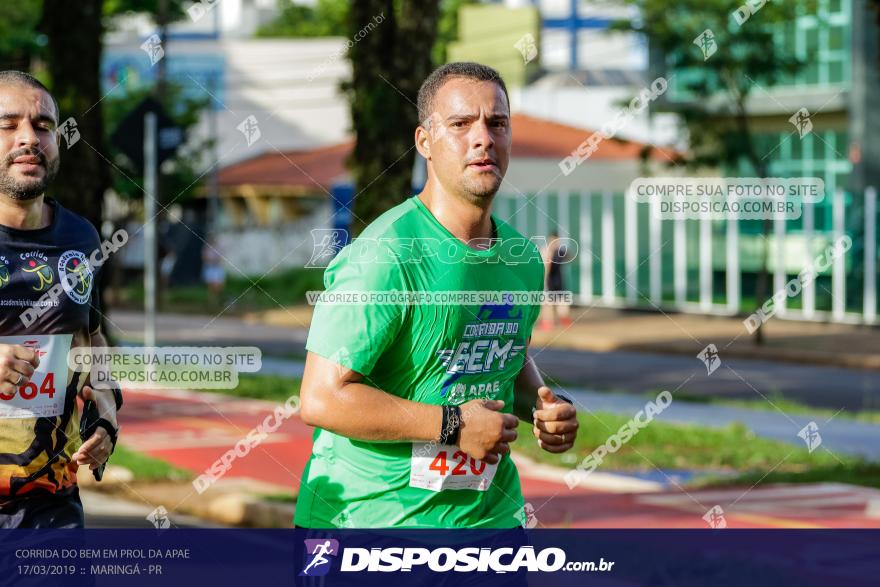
[433,0,477,64]
[256,0,348,37]
[256,0,466,63]
[617,0,813,344]
[0,0,43,71]
[618,0,810,174]
[103,0,187,22]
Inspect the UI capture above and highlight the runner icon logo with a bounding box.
[301,539,339,577]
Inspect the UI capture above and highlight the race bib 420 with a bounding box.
[410,442,498,492]
[0,334,72,419]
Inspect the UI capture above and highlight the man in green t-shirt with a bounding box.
[295,62,579,529]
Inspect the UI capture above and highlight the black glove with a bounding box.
[79,386,123,481]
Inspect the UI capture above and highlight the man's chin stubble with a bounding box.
[0,172,51,201]
[460,179,502,204]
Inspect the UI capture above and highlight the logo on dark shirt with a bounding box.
[20,253,53,292]
[0,256,9,289]
[58,250,93,304]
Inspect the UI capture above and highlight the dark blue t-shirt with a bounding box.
[0,198,102,498]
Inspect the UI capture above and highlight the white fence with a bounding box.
[494,187,877,325]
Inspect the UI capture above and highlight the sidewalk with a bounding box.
[529,307,880,371]
[109,306,880,371]
[80,489,219,528]
[245,305,880,371]
[108,309,880,412]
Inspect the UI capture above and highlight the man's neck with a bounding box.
[418,183,494,248]
[0,194,49,230]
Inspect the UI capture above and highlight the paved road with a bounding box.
[88,313,880,529]
[114,386,880,529]
[109,311,880,412]
[532,347,880,412]
[250,356,880,461]
[109,311,307,357]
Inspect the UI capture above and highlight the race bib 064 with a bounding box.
[410,442,498,492]
[0,334,72,419]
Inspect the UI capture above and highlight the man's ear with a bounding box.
[415,125,431,160]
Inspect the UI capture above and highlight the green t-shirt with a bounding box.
[295,195,544,528]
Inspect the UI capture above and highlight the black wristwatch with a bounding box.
[439,405,462,446]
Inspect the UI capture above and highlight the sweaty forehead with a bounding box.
[433,78,509,117]
[0,84,57,122]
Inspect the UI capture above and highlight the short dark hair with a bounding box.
[417,62,509,127]
[0,70,59,121]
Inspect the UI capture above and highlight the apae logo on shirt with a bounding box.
[435,301,526,403]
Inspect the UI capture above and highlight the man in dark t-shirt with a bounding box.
[0,71,120,528]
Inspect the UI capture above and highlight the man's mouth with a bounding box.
[10,155,43,172]
[467,158,497,171]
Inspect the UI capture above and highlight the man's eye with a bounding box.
[451,121,466,128]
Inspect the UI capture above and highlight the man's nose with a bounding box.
[15,121,40,150]
[470,118,494,151]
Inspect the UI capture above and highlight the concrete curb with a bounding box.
[193,493,295,527]
[82,471,296,527]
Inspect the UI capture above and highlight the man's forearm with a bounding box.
[513,353,544,422]
[301,381,443,443]
[90,330,108,346]
[85,329,114,392]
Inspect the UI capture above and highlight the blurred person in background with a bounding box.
[539,231,572,330]
[201,235,225,308]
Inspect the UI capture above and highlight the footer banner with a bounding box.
[0,529,876,586]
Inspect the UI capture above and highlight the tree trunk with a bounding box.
[41,0,108,228]
[41,0,112,336]
[347,0,440,235]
